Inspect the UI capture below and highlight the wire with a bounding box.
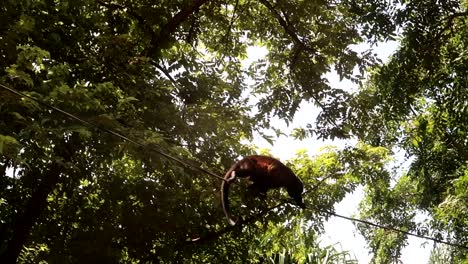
[303,180,467,249]
[3,83,466,250]
[191,187,468,250]
[192,198,468,250]
[320,210,468,250]
[189,176,468,250]
[0,83,226,182]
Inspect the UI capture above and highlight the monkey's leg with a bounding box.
[247,182,266,197]
[225,170,237,183]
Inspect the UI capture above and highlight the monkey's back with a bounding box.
[243,155,299,189]
[222,155,305,225]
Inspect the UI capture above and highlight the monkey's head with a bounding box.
[296,198,306,209]
[287,179,305,209]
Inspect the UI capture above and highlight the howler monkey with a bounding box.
[221,155,305,225]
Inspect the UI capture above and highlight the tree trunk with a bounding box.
[1,164,61,263]
[1,138,76,263]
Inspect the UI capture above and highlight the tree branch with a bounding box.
[436,11,468,40]
[220,0,240,46]
[152,62,178,86]
[258,0,315,53]
[97,0,212,56]
[444,11,468,22]
[96,0,155,36]
[151,0,211,54]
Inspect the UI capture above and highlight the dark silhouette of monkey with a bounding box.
[221,155,305,225]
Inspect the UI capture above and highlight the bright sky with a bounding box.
[245,42,433,263]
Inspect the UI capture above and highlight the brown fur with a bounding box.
[221,155,305,225]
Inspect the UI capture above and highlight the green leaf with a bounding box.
[0,135,19,154]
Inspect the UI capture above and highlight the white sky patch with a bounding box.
[5,167,14,177]
[243,45,268,69]
[246,40,431,262]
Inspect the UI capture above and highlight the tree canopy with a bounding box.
[0,0,467,263]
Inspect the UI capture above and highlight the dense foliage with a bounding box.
[0,0,466,263]
[344,1,468,262]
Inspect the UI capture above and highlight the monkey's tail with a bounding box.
[221,165,237,226]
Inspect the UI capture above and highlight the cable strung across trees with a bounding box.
[0,83,226,182]
[1,83,466,254]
